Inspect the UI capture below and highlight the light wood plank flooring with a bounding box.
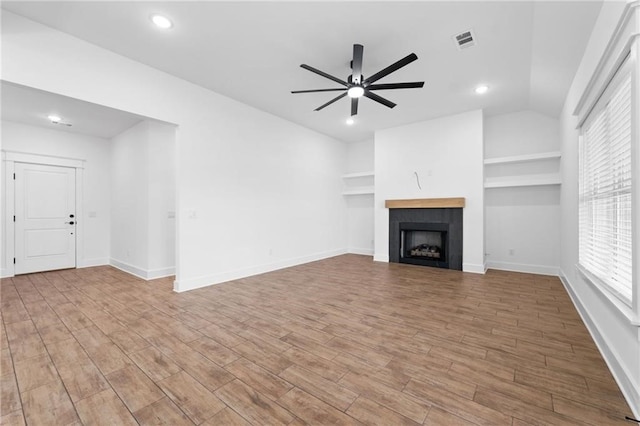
[0,254,633,425]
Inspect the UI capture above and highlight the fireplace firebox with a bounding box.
[400,223,448,268]
[389,207,462,270]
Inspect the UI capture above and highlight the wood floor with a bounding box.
[0,254,633,425]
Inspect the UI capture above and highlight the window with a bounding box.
[579,57,633,304]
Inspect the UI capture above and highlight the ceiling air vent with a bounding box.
[453,29,476,50]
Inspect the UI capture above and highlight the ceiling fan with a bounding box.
[292,44,424,117]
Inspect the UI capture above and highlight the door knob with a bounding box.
[69,214,75,218]
[65,221,75,225]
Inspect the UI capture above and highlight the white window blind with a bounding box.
[579,60,632,304]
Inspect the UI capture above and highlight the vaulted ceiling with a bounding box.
[2,1,603,142]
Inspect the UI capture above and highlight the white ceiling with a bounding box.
[1,1,603,143]
[1,81,146,139]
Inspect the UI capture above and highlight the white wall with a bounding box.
[346,139,374,255]
[559,1,639,415]
[374,110,485,272]
[147,122,177,273]
[110,122,149,274]
[110,120,176,279]
[1,11,348,291]
[1,120,111,273]
[484,110,561,275]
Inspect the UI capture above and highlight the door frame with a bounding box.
[2,150,85,277]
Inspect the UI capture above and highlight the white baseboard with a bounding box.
[486,261,559,276]
[373,254,389,262]
[559,269,640,418]
[147,266,176,280]
[348,248,374,256]
[77,257,109,268]
[173,248,348,292]
[1,268,12,278]
[109,258,175,281]
[463,262,486,274]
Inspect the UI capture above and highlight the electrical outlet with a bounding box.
[509,248,515,256]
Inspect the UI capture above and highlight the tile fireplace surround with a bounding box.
[386,198,465,271]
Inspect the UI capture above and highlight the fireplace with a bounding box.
[400,223,448,268]
[388,203,463,270]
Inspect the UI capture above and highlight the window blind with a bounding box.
[579,64,632,303]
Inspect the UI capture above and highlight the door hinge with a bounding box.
[13,258,16,264]
[13,173,15,180]
[13,216,15,222]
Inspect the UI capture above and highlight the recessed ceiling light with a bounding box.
[47,114,61,123]
[346,118,355,125]
[151,14,173,29]
[475,85,489,94]
[347,86,364,98]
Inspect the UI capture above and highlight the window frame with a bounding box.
[573,15,639,321]
[578,56,633,307]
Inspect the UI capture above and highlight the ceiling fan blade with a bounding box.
[364,91,396,109]
[291,88,346,94]
[300,64,349,87]
[352,44,364,84]
[363,53,418,85]
[314,92,347,111]
[351,97,359,116]
[367,82,425,90]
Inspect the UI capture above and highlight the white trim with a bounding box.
[109,258,175,280]
[347,248,374,256]
[147,266,176,280]
[3,150,85,169]
[576,264,639,326]
[486,261,559,277]
[463,262,486,274]
[0,269,12,278]
[109,258,149,280]
[173,248,347,292]
[2,151,86,277]
[574,1,640,122]
[3,161,15,277]
[77,258,109,268]
[559,269,640,418]
[373,254,389,263]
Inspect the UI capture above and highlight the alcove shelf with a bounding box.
[483,151,561,165]
[484,151,562,189]
[342,187,375,195]
[342,171,375,196]
[484,174,562,188]
[341,171,375,179]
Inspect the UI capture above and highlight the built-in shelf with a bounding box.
[484,151,561,165]
[342,171,374,196]
[342,187,374,195]
[341,171,375,179]
[484,174,562,188]
[484,150,561,189]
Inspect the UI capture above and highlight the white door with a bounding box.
[14,163,76,274]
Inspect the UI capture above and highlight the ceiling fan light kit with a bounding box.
[292,44,424,117]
